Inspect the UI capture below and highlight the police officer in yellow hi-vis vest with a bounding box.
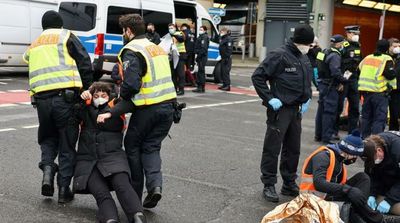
[96,14,177,209]
[300,130,395,223]
[22,10,93,203]
[168,23,187,95]
[358,39,397,138]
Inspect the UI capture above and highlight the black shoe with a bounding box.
[263,186,279,203]
[106,220,119,223]
[332,133,340,140]
[218,85,224,90]
[281,182,299,197]
[383,215,400,223]
[58,186,74,204]
[192,87,204,93]
[132,212,147,223]
[41,166,55,197]
[220,86,230,91]
[176,90,184,96]
[143,187,162,209]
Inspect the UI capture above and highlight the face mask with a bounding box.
[147,28,153,33]
[344,157,357,165]
[374,158,383,164]
[351,35,360,42]
[93,97,108,108]
[169,28,176,35]
[297,45,310,55]
[199,30,205,35]
[393,47,400,54]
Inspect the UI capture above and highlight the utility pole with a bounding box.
[378,3,386,40]
[312,0,321,35]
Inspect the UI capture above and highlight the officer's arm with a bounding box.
[200,36,210,57]
[67,33,94,90]
[109,98,135,117]
[251,52,281,105]
[154,33,161,45]
[383,60,396,80]
[22,49,30,64]
[119,50,146,101]
[173,32,185,43]
[226,38,233,56]
[327,54,347,83]
[312,153,347,195]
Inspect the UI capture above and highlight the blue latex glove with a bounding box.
[377,200,391,214]
[268,98,283,111]
[301,99,311,115]
[368,196,377,210]
[312,67,319,87]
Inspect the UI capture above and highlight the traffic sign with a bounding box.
[212,15,221,25]
[208,7,226,16]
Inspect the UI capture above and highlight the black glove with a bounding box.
[345,186,367,207]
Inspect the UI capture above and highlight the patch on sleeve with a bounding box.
[228,42,232,46]
[123,61,130,71]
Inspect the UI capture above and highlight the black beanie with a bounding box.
[376,39,389,53]
[42,10,63,30]
[293,24,315,45]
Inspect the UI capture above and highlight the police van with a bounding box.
[0,0,58,72]
[57,0,221,81]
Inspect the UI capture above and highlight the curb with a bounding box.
[232,64,259,68]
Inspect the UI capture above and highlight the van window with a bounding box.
[143,10,173,37]
[59,2,96,31]
[107,6,140,34]
[202,19,218,42]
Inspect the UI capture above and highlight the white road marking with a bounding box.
[18,102,31,105]
[7,90,27,93]
[0,79,12,81]
[0,104,16,108]
[0,82,7,85]
[0,128,16,132]
[185,99,260,110]
[0,91,5,93]
[22,125,39,129]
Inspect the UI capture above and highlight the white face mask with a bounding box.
[297,45,310,55]
[93,97,108,108]
[375,158,383,164]
[351,35,360,42]
[199,30,205,35]
[169,28,176,35]
[393,47,400,54]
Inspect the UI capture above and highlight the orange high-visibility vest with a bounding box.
[300,146,347,199]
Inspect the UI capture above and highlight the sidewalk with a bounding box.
[231,54,260,68]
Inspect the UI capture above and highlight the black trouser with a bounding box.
[336,80,360,134]
[124,103,174,198]
[361,92,389,138]
[221,57,232,87]
[261,106,302,186]
[315,83,339,142]
[173,54,187,90]
[389,90,400,131]
[35,94,78,187]
[196,56,207,86]
[88,167,143,223]
[326,172,383,223]
[186,52,195,71]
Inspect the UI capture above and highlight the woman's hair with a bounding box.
[89,82,112,96]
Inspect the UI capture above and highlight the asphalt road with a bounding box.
[0,68,365,223]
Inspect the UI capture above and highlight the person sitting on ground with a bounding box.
[363,131,400,216]
[74,82,146,223]
[300,130,394,223]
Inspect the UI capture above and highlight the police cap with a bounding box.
[330,34,345,43]
[344,25,360,34]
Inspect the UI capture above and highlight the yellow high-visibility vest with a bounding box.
[174,31,186,53]
[118,38,177,106]
[23,29,82,96]
[358,54,396,92]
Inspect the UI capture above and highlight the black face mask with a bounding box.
[343,157,357,165]
[147,29,153,33]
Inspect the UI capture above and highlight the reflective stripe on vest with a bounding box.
[118,38,177,106]
[174,31,186,53]
[300,146,347,199]
[26,29,82,96]
[358,54,395,92]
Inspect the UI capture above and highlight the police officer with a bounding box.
[218,27,233,91]
[307,37,322,88]
[145,23,161,45]
[193,25,209,93]
[364,131,400,216]
[388,38,400,131]
[97,14,177,209]
[169,23,186,95]
[315,35,349,144]
[335,25,363,138]
[300,131,396,223]
[181,23,195,72]
[251,24,313,203]
[23,10,93,203]
[358,39,397,138]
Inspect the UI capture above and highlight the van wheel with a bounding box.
[93,72,103,81]
[213,62,222,83]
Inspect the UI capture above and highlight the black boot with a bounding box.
[41,166,55,197]
[58,186,74,204]
[263,185,279,203]
[220,85,230,91]
[176,88,184,96]
[192,87,203,93]
[383,215,400,223]
[143,187,162,209]
[132,212,147,223]
[281,182,299,197]
[106,220,119,223]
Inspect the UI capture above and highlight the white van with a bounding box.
[0,0,58,72]
[57,0,221,81]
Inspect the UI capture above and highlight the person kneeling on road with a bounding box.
[363,131,400,216]
[74,82,146,223]
[300,130,394,223]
